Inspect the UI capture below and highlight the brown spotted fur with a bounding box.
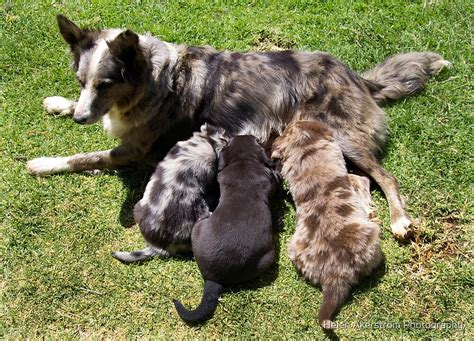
[272,120,383,328]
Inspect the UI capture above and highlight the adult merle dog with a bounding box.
[27,15,451,238]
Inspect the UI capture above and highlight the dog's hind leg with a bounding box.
[343,150,411,239]
[27,144,141,176]
[304,75,413,238]
[43,96,77,116]
[111,245,168,264]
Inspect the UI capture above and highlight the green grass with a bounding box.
[1,0,472,338]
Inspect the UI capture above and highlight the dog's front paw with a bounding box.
[27,157,70,176]
[391,216,414,239]
[43,96,75,115]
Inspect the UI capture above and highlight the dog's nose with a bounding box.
[73,115,88,124]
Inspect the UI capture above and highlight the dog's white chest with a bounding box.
[102,107,127,138]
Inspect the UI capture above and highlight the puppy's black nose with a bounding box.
[73,115,88,124]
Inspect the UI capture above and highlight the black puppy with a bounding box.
[173,135,280,323]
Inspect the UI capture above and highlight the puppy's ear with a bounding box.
[202,123,227,139]
[200,123,209,134]
[292,130,313,146]
[306,121,333,141]
[270,168,282,184]
[217,152,226,172]
[261,150,282,184]
[107,30,140,67]
[323,130,333,141]
[260,149,276,169]
[216,127,227,138]
[271,136,284,160]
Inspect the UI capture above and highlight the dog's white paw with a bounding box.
[43,96,75,115]
[27,157,71,176]
[391,216,412,239]
[432,59,453,73]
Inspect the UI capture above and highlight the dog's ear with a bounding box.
[217,150,226,172]
[265,158,276,169]
[260,149,276,170]
[270,168,282,185]
[56,15,99,69]
[57,15,83,48]
[292,130,313,146]
[200,123,209,134]
[261,151,282,186]
[271,136,284,160]
[107,30,140,68]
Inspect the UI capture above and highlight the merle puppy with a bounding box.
[173,135,279,323]
[272,121,383,328]
[112,124,228,262]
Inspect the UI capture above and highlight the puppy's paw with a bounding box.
[27,157,70,176]
[43,96,75,115]
[369,213,382,225]
[391,216,413,239]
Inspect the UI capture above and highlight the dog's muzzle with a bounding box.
[73,114,89,124]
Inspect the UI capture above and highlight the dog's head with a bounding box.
[271,120,333,161]
[198,123,229,154]
[218,135,276,173]
[56,15,149,124]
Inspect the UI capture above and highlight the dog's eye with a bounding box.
[96,80,113,91]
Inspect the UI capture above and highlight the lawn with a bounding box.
[1,0,472,339]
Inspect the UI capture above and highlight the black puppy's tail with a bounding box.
[362,52,451,104]
[318,282,351,330]
[173,280,223,323]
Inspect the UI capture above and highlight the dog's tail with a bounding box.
[362,52,451,104]
[173,280,223,323]
[111,246,166,264]
[318,281,351,330]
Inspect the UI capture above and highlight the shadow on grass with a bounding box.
[115,120,199,227]
[116,167,154,228]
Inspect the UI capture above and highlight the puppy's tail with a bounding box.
[318,282,351,330]
[362,52,451,104]
[173,280,223,323]
[111,246,166,264]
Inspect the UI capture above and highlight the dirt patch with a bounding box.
[410,214,468,264]
[250,29,297,52]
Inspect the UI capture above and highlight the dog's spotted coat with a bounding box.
[112,124,228,262]
[28,15,451,238]
[272,120,383,328]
